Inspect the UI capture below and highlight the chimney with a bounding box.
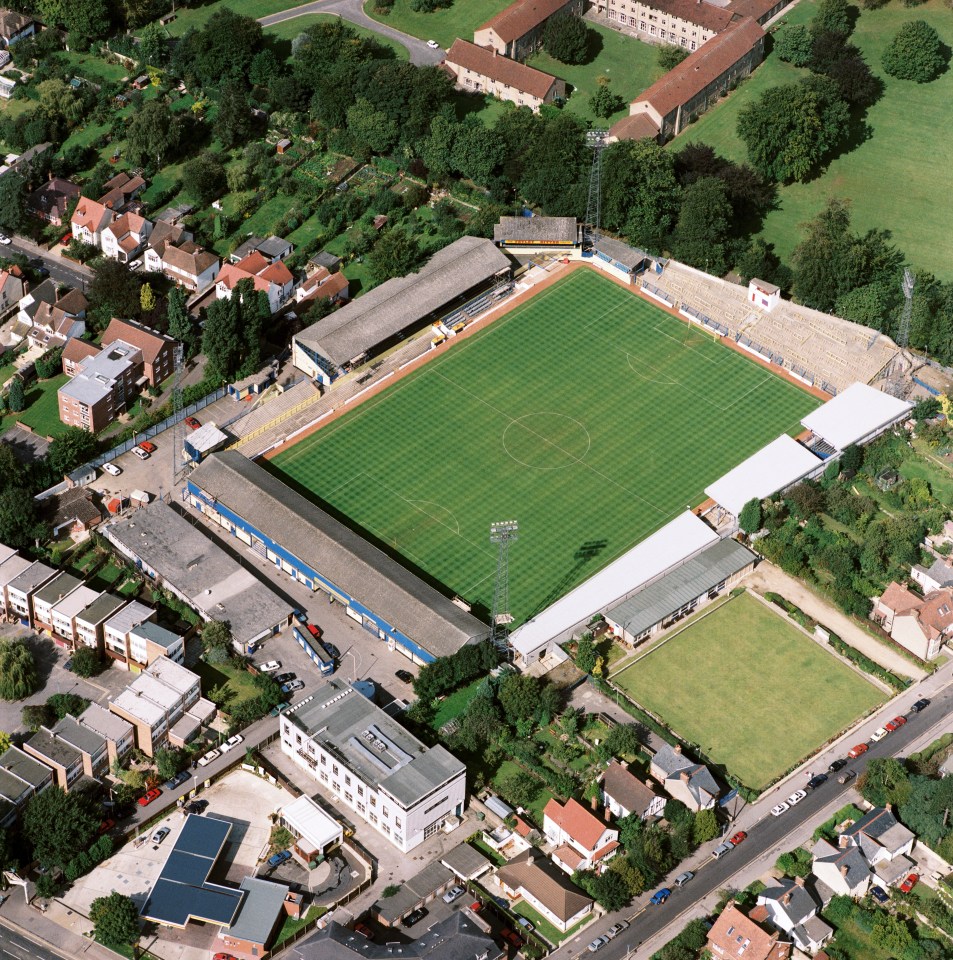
[840,863,849,877]
[590,795,599,811]
[673,744,682,755]
[794,876,805,887]
[781,891,792,905]
[679,771,690,783]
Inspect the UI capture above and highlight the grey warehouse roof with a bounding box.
[189,452,485,658]
[606,538,756,637]
[493,216,578,244]
[441,841,493,880]
[285,677,465,809]
[104,500,292,646]
[295,236,510,366]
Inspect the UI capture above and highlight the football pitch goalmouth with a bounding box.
[269,268,821,624]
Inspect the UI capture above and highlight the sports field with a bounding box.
[270,269,819,623]
[613,592,884,789]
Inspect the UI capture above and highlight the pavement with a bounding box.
[257,0,446,65]
[6,234,93,291]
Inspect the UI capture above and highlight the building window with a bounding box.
[382,807,389,818]
[370,813,378,824]
[395,817,402,829]
[424,819,444,839]
[332,764,338,776]
[357,785,364,797]
[320,755,326,766]
[370,796,377,807]
[345,775,351,787]
[383,825,391,836]
[358,803,365,814]
[320,772,328,783]
[345,792,353,803]
[333,782,340,793]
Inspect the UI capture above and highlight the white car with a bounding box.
[198,749,220,767]
[0,233,11,245]
[870,727,889,742]
[220,735,243,753]
[131,445,150,460]
[442,885,465,904]
[427,39,440,48]
[259,660,281,672]
[151,827,170,844]
[771,802,789,817]
[102,462,122,476]
[787,790,807,806]
[588,937,611,953]
[129,258,143,271]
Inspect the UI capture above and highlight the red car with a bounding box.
[899,873,919,893]
[306,623,323,640]
[848,743,869,758]
[885,719,900,732]
[353,922,373,940]
[213,955,238,960]
[500,928,525,948]
[893,715,907,727]
[137,787,161,807]
[98,818,115,835]
[730,831,748,846]
[140,440,157,453]
[185,416,201,430]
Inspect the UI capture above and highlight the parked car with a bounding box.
[138,788,161,807]
[674,872,694,888]
[259,661,281,673]
[292,609,308,624]
[871,886,890,904]
[198,749,220,767]
[500,928,524,948]
[98,818,115,835]
[606,920,630,937]
[140,440,157,453]
[268,850,292,868]
[848,743,869,758]
[128,259,143,271]
[282,679,305,693]
[516,916,534,932]
[891,715,907,727]
[443,886,465,904]
[828,758,848,773]
[102,462,121,476]
[324,642,340,659]
[838,769,857,784]
[185,416,201,430]
[650,888,671,905]
[220,735,243,753]
[151,827,170,844]
[771,802,789,817]
[185,799,208,814]
[807,774,829,790]
[131,445,150,460]
[270,702,290,717]
[274,672,296,684]
[63,658,73,672]
[353,921,374,940]
[213,954,238,960]
[899,873,919,893]
[395,669,414,684]
[787,790,807,806]
[164,770,190,790]
[712,842,733,859]
[870,727,889,742]
[427,39,440,48]
[587,936,610,952]
[0,234,10,245]
[403,908,427,928]
[730,831,748,846]
[911,698,931,713]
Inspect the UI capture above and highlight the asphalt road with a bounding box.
[6,234,92,291]
[574,683,953,960]
[0,919,67,960]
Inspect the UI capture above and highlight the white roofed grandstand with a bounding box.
[645,261,901,395]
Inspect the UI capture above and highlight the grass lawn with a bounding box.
[192,658,260,705]
[528,24,662,125]
[1,374,71,439]
[153,0,317,36]
[679,0,953,279]
[469,837,506,867]
[900,442,953,506]
[614,592,883,789]
[229,193,298,247]
[56,51,130,85]
[430,678,485,731]
[492,759,554,824]
[364,0,512,49]
[269,269,818,623]
[275,905,327,945]
[512,900,590,945]
[265,13,409,59]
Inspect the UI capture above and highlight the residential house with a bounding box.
[608,16,765,142]
[62,337,100,377]
[13,277,56,341]
[102,599,156,667]
[22,729,85,790]
[706,902,791,960]
[71,197,113,247]
[230,235,293,264]
[28,177,80,226]
[126,621,185,670]
[73,592,127,654]
[496,848,594,933]
[98,171,146,212]
[649,743,720,810]
[101,212,152,263]
[31,571,84,634]
[871,582,953,660]
[593,0,734,49]
[840,806,917,888]
[473,0,584,61]
[57,339,144,432]
[100,318,176,386]
[542,797,619,874]
[295,266,349,308]
[50,584,101,646]
[148,237,219,291]
[0,745,53,828]
[108,656,209,756]
[26,288,87,352]
[76,702,134,768]
[48,486,103,541]
[0,552,32,618]
[756,877,833,955]
[0,9,35,47]
[811,838,871,898]
[911,556,953,594]
[0,266,25,313]
[215,250,295,314]
[5,559,57,623]
[600,761,666,821]
[50,715,109,778]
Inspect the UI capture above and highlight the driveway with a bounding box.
[257,0,446,65]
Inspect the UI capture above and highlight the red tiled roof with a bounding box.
[591,839,619,862]
[552,844,586,870]
[608,112,661,142]
[101,318,173,365]
[446,38,560,100]
[916,589,953,637]
[878,581,922,617]
[236,251,270,275]
[62,338,99,368]
[477,0,575,44]
[72,198,112,232]
[707,904,790,960]
[635,16,764,119]
[261,260,293,285]
[544,798,612,851]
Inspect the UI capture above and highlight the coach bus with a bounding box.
[293,624,336,675]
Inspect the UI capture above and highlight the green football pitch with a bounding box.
[270,269,821,623]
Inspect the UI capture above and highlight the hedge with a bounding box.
[828,632,908,691]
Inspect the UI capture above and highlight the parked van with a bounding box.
[712,842,733,860]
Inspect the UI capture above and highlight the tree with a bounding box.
[201,620,232,663]
[87,258,143,330]
[155,747,186,782]
[140,21,168,67]
[0,486,45,549]
[859,757,912,808]
[775,847,813,877]
[811,0,852,38]
[0,169,27,233]
[738,498,763,535]
[672,176,732,275]
[0,731,10,754]
[47,692,90,721]
[496,772,539,810]
[7,376,24,413]
[737,77,850,183]
[0,639,39,701]
[882,20,945,82]
[497,673,543,726]
[139,282,156,315]
[603,723,641,759]
[543,12,590,64]
[37,0,110,49]
[658,44,689,71]
[574,868,631,911]
[47,426,98,477]
[23,787,98,867]
[809,33,881,108]
[90,892,140,949]
[183,152,226,208]
[576,634,597,673]
[368,230,422,285]
[214,82,253,150]
[693,808,719,844]
[346,97,399,159]
[166,285,194,352]
[126,100,182,168]
[774,24,813,66]
[609,854,646,896]
[71,645,102,678]
[589,78,625,119]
